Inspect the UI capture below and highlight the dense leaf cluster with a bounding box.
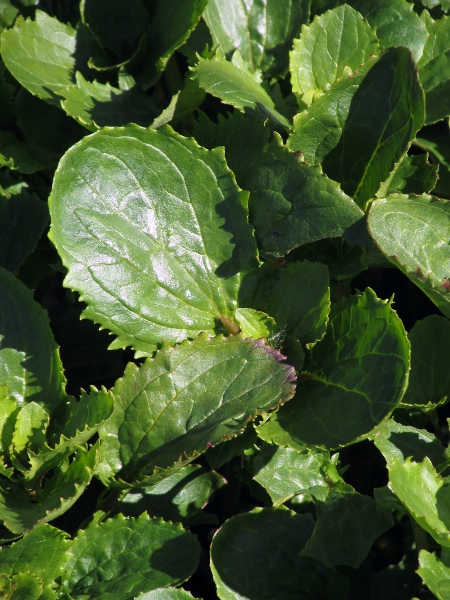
[1,0,450,598]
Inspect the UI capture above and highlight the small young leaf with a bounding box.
[301,493,393,568]
[1,11,78,104]
[376,154,439,197]
[62,513,200,599]
[402,316,450,408]
[290,4,380,104]
[245,141,363,256]
[191,54,291,129]
[289,48,425,208]
[389,456,450,547]
[97,334,296,485]
[0,523,69,584]
[234,308,278,340]
[368,194,450,318]
[257,289,410,450]
[253,445,331,505]
[211,507,349,600]
[417,550,450,600]
[49,125,258,354]
[0,267,66,410]
[416,129,450,199]
[11,401,48,459]
[204,0,310,78]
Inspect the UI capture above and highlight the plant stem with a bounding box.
[411,517,429,554]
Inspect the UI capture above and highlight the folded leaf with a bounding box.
[211,507,349,600]
[97,333,296,485]
[205,0,310,78]
[191,55,291,129]
[368,194,450,318]
[49,125,258,354]
[257,289,410,450]
[0,267,66,410]
[290,4,380,104]
[289,47,425,208]
[62,513,200,599]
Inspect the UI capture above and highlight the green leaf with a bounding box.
[205,424,258,469]
[97,333,296,485]
[210,507,349,600]
[140,0,208,87]
[0,131,56,173]
[416,129,450,199]
[376,154,439,197]
[11,401,48,459]
[257,289,410,450]
[134,591,196,600]
[60,72,157,130]
[0,267,65,410]
[0,445,97,534]
[62,513,200,599]
[373,419,447,469]
[289,48,425,208]
[191,54,291,129]
[261,260,330,346]
[151,78,205,129]
[1,11,77,104]
[389,456,450,547]
[234,309,278,340]
[368,194,450,318]
[116,464,224,526]
[0,523,69,584]
[417,13,450,125]
[49,124,258,355]
[290,4,380,105]
[301,493,393,568]
[204,0,310,78]
[417,551,450,600]
[0,189,48,275]
[402,316,450,408]
[253,445,331,505]
[245,141,364,257]
[346,0,429,62]
[0,572,45,600]
[192,110,270,187]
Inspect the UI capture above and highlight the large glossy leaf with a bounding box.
[301,493,393,568]
[191,55,291,129]
[97,334,296,485]
[289,48,425,208]
[210,507,349,600]
[402,316,450,408]
[346,0,429,62]
[368,194,450,318]
[418,551,450,600]
[290,4,380,105]
[62,513,200,599]
[204,0,310,78]
[389,456,450,547]
[417,13,450,125]
[0,267,65,410]
[0,189,48,275]
[0,523,69,584]
[257,289,410,450]
[253,445,331,505]
[245,141,364,256]
[1,11,77,104]
[49,125,258,355]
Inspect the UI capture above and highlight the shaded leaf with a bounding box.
[49,125,258,355]
[0,267,65,410]
[204,0,310,78]
[301,493,393,568]
[210,507,349,600]
[245,140,364,256]
[368,194,450,318]
[97,334,296,485]
[289,48,425,208]
[151,78,205,129]
[62,513,200,599]
[376,154,439,197]
[290,4,380,104]
[191,54,291,129]
[402,315,450,408]
[257,289,410,450]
